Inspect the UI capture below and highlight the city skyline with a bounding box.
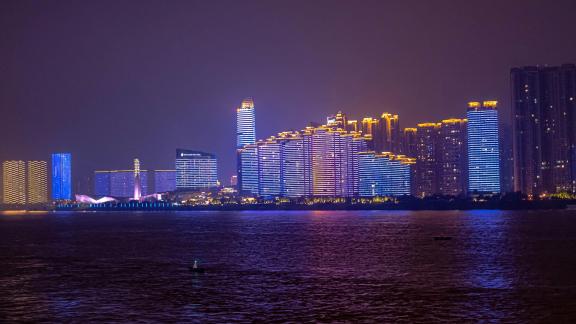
[1,0,576,186]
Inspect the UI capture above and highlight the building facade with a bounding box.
[27,161,48,204]
[153,170,176,193]
[437,119,468,196]
[236,98,256,149]
[51,153,72,200]
[511,64,576,195]
[358,152,413,196]
[414,123,440,197]
[2,161,26,204]
[467,101,501,194]
[175,149,218,191]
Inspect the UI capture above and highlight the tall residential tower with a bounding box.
[467,101,501,194]
[51,153,72,200]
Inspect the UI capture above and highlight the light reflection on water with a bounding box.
[1,210,576,322]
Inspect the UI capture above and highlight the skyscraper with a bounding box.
[401,128,418,157]
[27,161,48,204]
[257,139,282,197]
[51,153,72,200]
[175,149,218,190]
[467,101,501,194]
[414,123,440,197]
[438,119,468,196]
[310,127,366,197]
[236,98,256,149]
[2,161,26,204]
[238,144,259,195]
[379,113,401,153]
[511,64,576,195]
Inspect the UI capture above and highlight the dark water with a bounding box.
[2,210,576,322]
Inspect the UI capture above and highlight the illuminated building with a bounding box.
[401,128,418,157]
[467,101,501,194]
[236,97,256,149]
[414,123,440,197]
[238,144,259,195]
[2,161,26,204]
[438,119,468,196]
[310,127,367,197]
[154,170,176,193]
[359,152,414,196]
[281,132,313,197]
[230,175,238,187]
[176,149,218,190]
[327,111,348,129]
[27,161,48,204]
[346,120,359,132]
[379,113,401,153]
[94,171,111,197]
[51,153,72,200]
[361,117,379,150]
[94,170,149,198]
[133,158,141,200]
[257,139,282,197]
[511,65,576,195]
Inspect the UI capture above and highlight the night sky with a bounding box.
[1,0,575,191]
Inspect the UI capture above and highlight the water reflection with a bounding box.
[1,210,576,322]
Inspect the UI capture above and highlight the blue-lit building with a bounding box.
[282,134,312,197]
[94,171,111,197]
[237,98,256,149]
[175,149,218,191]
[257,140,282,197]
[94,170,148,198]
[154,170,176,193]
[238,144,259,195]
[359,152,413,197]
[467,101,501,194]
[51,153,72,200]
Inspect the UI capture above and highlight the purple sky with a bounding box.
[1,0,575,191]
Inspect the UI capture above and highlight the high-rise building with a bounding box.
[379,113,401,153]
[467,101,501,194]
[360,117,379,150]
[154,170,176,193]
[414,123,440,197]
[2,161,26,204]
[511,64,576,195]
[238,144,259,195]
[359,152,414,197]
[51,153,72,200]
[310,127,367,197]
[236,98,256,149]
[281,132,313,197]
[327,111,348,129]
[438,119,468,196]
[346,120,359,133]
[499,124,514,193]
[27,161,48,204]
[401,128,418,157]
[257,139,282,197]
[175,149,218,190]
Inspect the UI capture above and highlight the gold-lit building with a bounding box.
[380,113,401,153]
[27,161,48,204]
[2,161,26,204]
